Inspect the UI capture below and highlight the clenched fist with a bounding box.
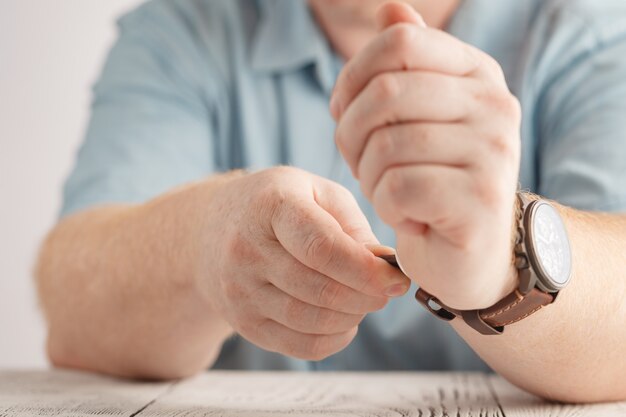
[332,3,521,310]
[200,167,410,360]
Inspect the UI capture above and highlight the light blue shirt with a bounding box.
[62,0,626,371]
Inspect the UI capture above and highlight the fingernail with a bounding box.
[367,244,396,258]
[385,283,410,297]
[330,93,341,120]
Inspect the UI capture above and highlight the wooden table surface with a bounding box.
[0,370,625,416]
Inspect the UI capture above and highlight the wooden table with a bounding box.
[0,370,624,416]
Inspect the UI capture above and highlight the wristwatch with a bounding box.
[413,192,573,335]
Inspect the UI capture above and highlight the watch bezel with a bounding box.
[523,200,572,293]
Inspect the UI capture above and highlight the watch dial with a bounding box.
[531,203,572,288]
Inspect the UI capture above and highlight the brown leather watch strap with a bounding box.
[415,287,555,335]
[400,192,568,335]
[378,251,556,335]
[479,288,554,328]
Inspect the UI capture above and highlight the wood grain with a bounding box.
[0,370,625,416]
[141,372,504,417]
[0,370,171,417]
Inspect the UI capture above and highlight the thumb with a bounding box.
[313,177,380,246]
[375,1,427,31]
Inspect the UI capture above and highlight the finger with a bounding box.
[336,72,474,175]
[241,318,358,361]
[312,176,378,245]
[358,123,487,199]
[331,26,479,121]
[366,244,398,264]
[252,284,364,335]
[271,192,411,297]
[264,243,388,315]
[375,1,425,31]
[372,165,475,239]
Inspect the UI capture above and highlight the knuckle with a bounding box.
[378,168,412,220]
[257,166,296,191]
[334,115,364,157]
[284,297,305,322]
[259,167,308,197]
[372,73,402,102]
[357,270,380,295]
[258,175,312,234]
[472,177,504,211]
[481,54,506,79]
[334,182,357,203]
[383,168,407,204]
[317,279,343,309]
[371,128,396,160]
[485,132,514,160]
[475,89,520,120]
[342,64,359,92]
[504,93,522,121]
[484,55,501,72]
[334,126,347,154]
[387,24,418,57]
[266,165,302,178]
[254,171,292,214]
[490,91,521,120]
[314,309,339,334]
[255,182,284,210]
[357,256,382,293]
[303,231,337,270]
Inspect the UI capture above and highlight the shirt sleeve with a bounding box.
[61,2,223,218]
[537,10,626,213]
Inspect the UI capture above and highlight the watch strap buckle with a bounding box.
[414,288,458,322]
[415,288,504,335]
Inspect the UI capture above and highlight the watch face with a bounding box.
[530,202,572,290]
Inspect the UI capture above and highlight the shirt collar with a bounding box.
[251,0,337,94]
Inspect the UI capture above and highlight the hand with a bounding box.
[331,2,521,310]
[200,167,410,360]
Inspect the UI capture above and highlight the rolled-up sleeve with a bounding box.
[537,13,626,212]
[61,3,222,217]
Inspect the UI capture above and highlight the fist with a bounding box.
[201,167,410,360]
[332,3,521,310]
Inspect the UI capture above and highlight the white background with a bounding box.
[0,0,142,368]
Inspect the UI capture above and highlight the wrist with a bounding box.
[142,170,247,309]
[476,189,525,307]
[414,191,521,311]
[425,192,533,310]
[430,263,518,311]
[416,191,572,335]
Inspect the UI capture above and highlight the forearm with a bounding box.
[36,172,243,379]
[452,205,626,403]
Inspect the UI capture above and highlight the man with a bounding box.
[36,0,626,403]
